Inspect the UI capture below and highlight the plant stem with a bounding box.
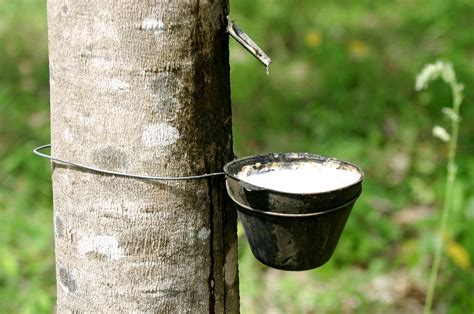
[423,82,461,314]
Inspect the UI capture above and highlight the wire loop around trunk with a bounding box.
[33,144,226,181]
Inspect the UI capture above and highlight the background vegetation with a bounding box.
[1,0,473,312]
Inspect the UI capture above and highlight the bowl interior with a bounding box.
[225,152,363,194]
[224,152,364,214]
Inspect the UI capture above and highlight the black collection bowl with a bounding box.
[224,152,364,271]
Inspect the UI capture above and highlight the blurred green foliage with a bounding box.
[1,0,55,313]
[1,0,473,313]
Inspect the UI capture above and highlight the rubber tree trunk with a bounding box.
[47,1,238,312]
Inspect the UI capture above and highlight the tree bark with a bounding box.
[47,0,238,312]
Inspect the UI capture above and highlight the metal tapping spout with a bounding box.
[226,16,271,74]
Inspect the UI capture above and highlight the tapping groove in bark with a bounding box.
[47,0,239,312]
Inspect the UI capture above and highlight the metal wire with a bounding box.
[33,144,226,181]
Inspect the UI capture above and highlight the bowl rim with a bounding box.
[223,152,364,196]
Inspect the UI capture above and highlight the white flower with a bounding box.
[441,63,456,84]
[442,107,460,122]
[432,125,450,142]
[415,61,455,91]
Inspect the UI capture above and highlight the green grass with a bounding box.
[1,0,473,312]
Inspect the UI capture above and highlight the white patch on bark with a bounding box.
[63,128,74,143]
[98,22,120,41]
[90,57,114,70]
[142,17,164,33]
[109,78,129,92]
[77,235,124,261]
[142,123,180,148]
[197,227,211,240]
[49,62,56,85]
